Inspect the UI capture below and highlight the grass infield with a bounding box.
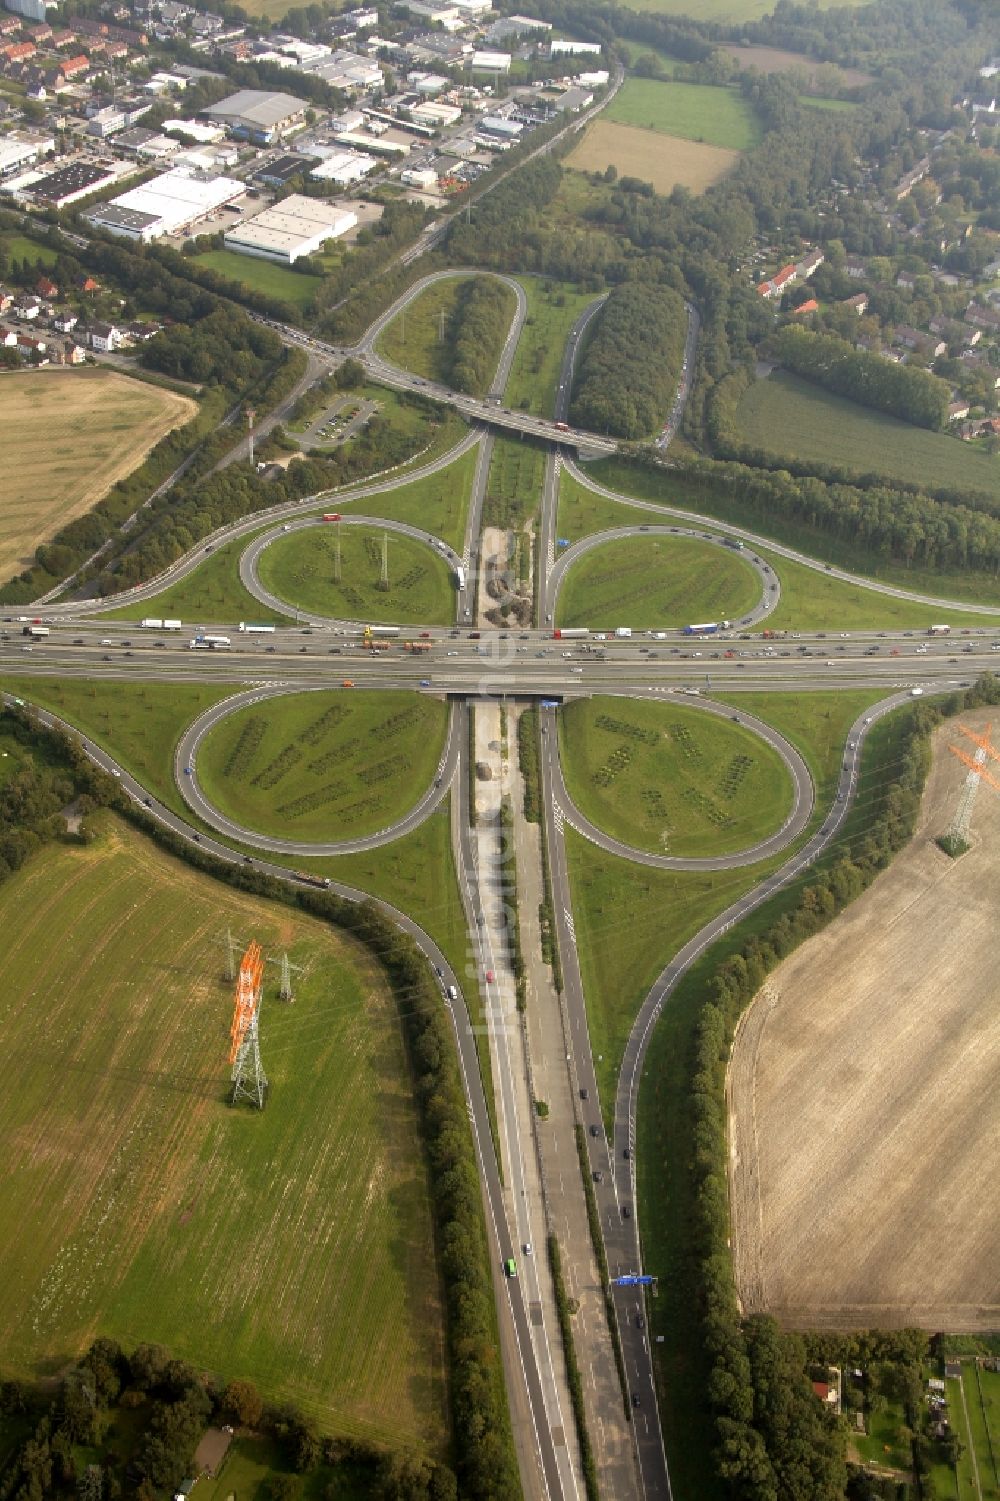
[556,532,760,630]
[257,524,456,625]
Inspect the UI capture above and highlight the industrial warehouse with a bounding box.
[222,194,358,264]
[84,166,244,242]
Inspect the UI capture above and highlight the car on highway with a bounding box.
[631,1393,641,1408]
[579,1088,588,1100]
[504,1258,516,1278]
[420,679,431,687]
[485,969,495,982]
[342,680,355,687]
[636,1314,645,1330]
[523,1243,532,1256]
[590,1124,600,1138]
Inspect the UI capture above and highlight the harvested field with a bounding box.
[728,710,1000,1332]
[566,121,739,196]
[720,43,873,87]
[0,369,196,585]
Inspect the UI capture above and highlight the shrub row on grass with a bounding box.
[769,326,950,432]
[446,279,516,398]
[681,681,1000,1498]
[3,704,522,1501]
[547,1235,600,1501]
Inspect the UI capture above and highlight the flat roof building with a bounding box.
[31,159,118,207]
[223,193,357,264]
[85,166,243,241]
[203,88,307,142]
[471,50,511,72]
[308,149,376,183]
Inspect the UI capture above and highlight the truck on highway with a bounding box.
[365,625,400,637]
[454,565,466,590]
[928,624,951,636]
[293,871,332,888]
[684,620,732,635]
[189,635,231,650]
[141,618,163,629]
[22,626,49,637]
[552,628,588,639]
[553,421,570,432]
[239,622,276,634]
[322,513,342,522]
[723,538,745,551]
[615,627,632,638]
[163,619,182,631]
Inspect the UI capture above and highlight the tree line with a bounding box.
[445,278,515,397]
[768,325,951,430]
[569,282,687,439]
[2,704,522,1500]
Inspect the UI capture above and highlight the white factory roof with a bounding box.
[309,149,377,180]
[165,119,224,142]
[471,50,511,70]
[225,194,357,256]
[110,167,243,229]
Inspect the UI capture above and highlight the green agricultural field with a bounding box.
[735,370,1000,501]
[0,817,447,1448]
[99,525,291,626]
[559,695,793,857]
[586,455,1000,604]
[604,78,762,150]
[257,524,456,624]
[504,280,601,416]
[198,689,448,842]
[557,533,760,630]
[336,443,478,554]
[1,678,234,820]
[194,249,320,310]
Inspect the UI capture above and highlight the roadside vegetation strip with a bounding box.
[731,369,1000,502]
[573,1124,630,1416]
[517,705,541,823]
[558,696,795,860]
[254,522,457,626]
[195,690,448,845]
[634,682,1000,1499]
[604,77,762,150]
[0,811,449,1448]
[98,522,293,626]
[547,1235,600,1501]
[555,532,761,631]
[505,281,601,417]
[378,275,519,397]
[0,677,235,822]
[0,369,199,593]
[500,796,527,1010]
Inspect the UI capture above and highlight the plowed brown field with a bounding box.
[728,710,1000,1331]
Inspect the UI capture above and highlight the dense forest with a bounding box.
[446,277,515,397]
[569,282,687,438]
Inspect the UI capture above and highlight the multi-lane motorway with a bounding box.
[7,255,1000,1501]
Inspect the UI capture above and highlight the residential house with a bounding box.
[78,275,99,294]
[793,298,819,315]
[50,29,78,46]
[54,338,85,364]
[844,256,868,280]
[36,275,58,300]
[896,270,917,290]
[948,400,971,421]
[59,54,90,78]
[87,321,123,352]
[52,308,78,331]
[2,40,35,61]
[26,23,52,41]
[893,156,930,199]
[0,17,20,36]
[17,332,47,358]
[797,247,825,278]
[0,325,17,346]
[843,292,869,315]
[757,263,797,299]
[13,294,41,319]
[960,351,1000,387]
[0,288,12,313]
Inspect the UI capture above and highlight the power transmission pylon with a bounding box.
[229,941,267,1108]
[267,951,305,1002]
[216,926,246,983]
[379,529,389,591]
[943,722,1000,853]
